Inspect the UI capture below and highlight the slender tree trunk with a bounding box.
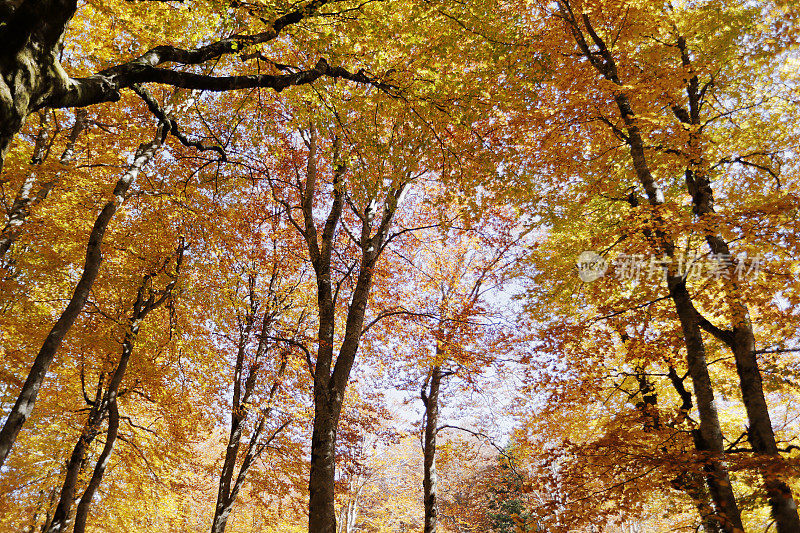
[212,307,256,533]
[43,379,106,533]
[0,125,165,467]
[71,399,118,533]
[345,498,358,533]
[0,108,86,262]
[636,366,723,533]
[70,249,181,532]
[422,365,442,533]
[38,485,59,533]
[211,285,286,533]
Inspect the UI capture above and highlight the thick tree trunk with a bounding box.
[690,171,799,531]
[0,0,83,173]
[0,126,164,467]
[308,396,339,533]
[422,365,442,533]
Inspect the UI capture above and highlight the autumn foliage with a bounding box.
[1,0,800,532]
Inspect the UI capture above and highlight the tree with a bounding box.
[265,113,418,531]
[0,0,391,468]
[498,0,800,529]
[0,0,388,173]
[205,193,301,533]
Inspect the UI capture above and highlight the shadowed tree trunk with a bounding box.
[43,377,107,533]
[665,367,723,533]
[631,367,721,533]
[668,278,743,533]
[71,399,118,533]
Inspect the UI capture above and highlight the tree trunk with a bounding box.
[665,368,723,533]
[72,399,118,533]
[308,395,339,533]
[211,285,287,533]
[670,32,800,531]
[422,365,442,533]
[0,125,165,467]
[296,127,406,533]
[212,311,255,533]
[43,379,105,533]
[0,108,86,262]
[70,246,181,532]
[556,9,746,528]
[668,278,744,533]
[0,0,84,174]
[691,176,800,531]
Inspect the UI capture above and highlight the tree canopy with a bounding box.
[1,0,800,532]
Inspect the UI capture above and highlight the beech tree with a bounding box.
[2,0,800,531]
[263,110,423,530]
[506,0,800,529]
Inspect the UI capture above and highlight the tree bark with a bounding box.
[422,365,442,533]
[668,34,800,532]
[45,249,181,533]
[308,394,340,533]
[0,125,165,467]
[668,278,744,533]
[71,399,118,533]
[665,368,723,533]
[0,0,79,173]
[211,277,288,533]
[43,379,105,533]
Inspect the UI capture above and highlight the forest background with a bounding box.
[1,0,800,532]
